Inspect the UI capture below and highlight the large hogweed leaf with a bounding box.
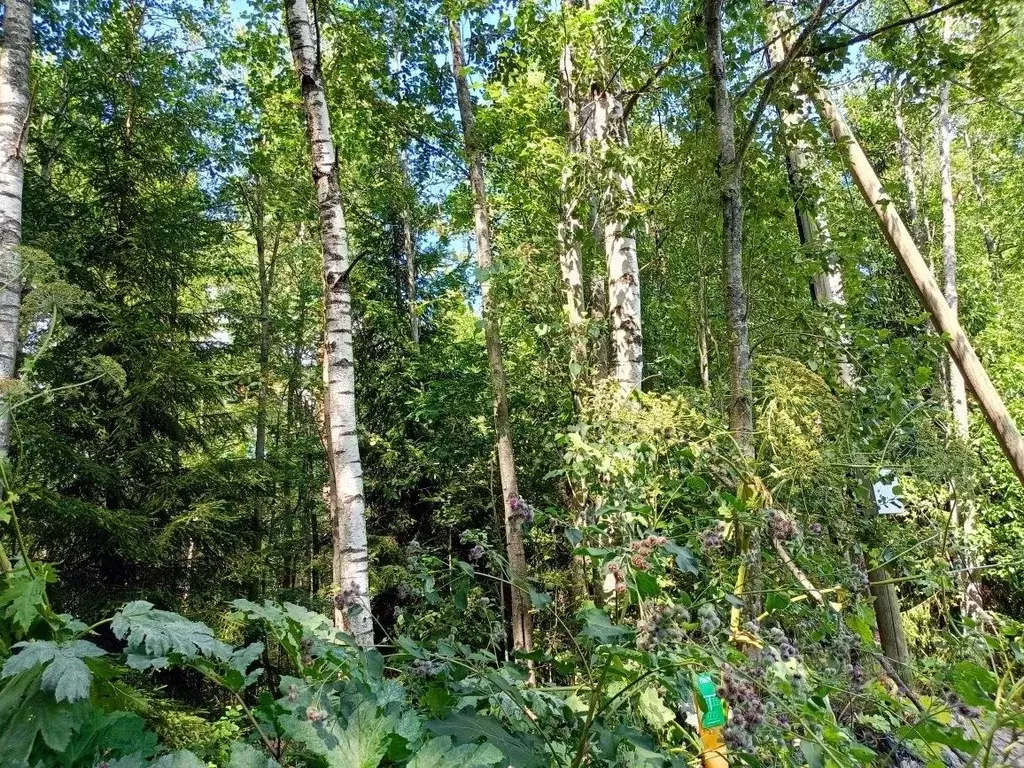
[2,639,105,702]
[281,700,393,768]
[112,600,231,669]
[407,736,503,768]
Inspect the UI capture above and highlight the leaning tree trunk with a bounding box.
[284,0,373,648]
[448,15,533,657]
[0,0,33,458]
[705,0,759,622]
[809,82,1024,490]
[765,0,912,675]
[937,48,984,619]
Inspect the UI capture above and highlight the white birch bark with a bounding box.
[447,15,533,657]
[284,0,373,648]
[937,28,984,618]
[557,34,586,392]
[766,14,852,388]
[591,89,643,394]
[938,60,970,442]
[0,0,33,456]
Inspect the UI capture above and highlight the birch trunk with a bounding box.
[962,131,996,259]
[765,0,911,673]
[285,0,373,648]
[0,0,33,457]
[937,49,984,618]
[809,83,1024,490]
[587,86,642,394]
[448,15,533,656]
[938,69,970,442]
[893,89,927,250]
[400,150,419,344]
[557,34,586,396]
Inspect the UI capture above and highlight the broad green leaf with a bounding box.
[112,601,231,664]
[800,740,824,768]
[578,608,633,645]
[0,573,48,632]
[228,740,282,767]
[426,711,543,767]
[636,686,675,732]
[2,639,105,702]
[664,542,698,575]
[408,736,503,768]
[152,750,208,768]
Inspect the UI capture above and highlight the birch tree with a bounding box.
[588,87,643,394]
[937,23,984,617]
[557,20,587,401]
[0,0,34,457]
[447,12,533,656]
[766,2,910,677]
[284,0,373,647]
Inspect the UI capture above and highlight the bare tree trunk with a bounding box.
[705,0,760,622]
[400,150,419,344]
[0,0,33,457]
[448,15,533,657]
[285,0,373,648]
[893,89,927,250]
[867,561,911,682]
[705,0,753,458]
[557,32,587,399]
[765,0,911,674]
[962,131,996,259]
[810,82,1024,490]
[937,48,984,618]
[587,86,643,394]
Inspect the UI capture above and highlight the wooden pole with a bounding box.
[810,85,1024,488]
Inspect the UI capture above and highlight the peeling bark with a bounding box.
[0,0,33,456]
[285,0,373,648]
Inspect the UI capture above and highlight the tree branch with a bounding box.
[735,0,832,163]
[805,0,974,56]
[621,48,678,121]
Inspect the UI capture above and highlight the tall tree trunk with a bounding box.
[962,131,996,260]
[705,0,753,458]
[400,150,419,344]
[893,88,927,250]
[809,82,1024,490]
[285,0,373,648]
[696,270,710,391]
[0,0,33,457]
[705,0,760,622]
[937,44,983,618]
[448,15,533,657]
[765,0,912,674]
[586,84,642,394]
[558,32,587,400]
